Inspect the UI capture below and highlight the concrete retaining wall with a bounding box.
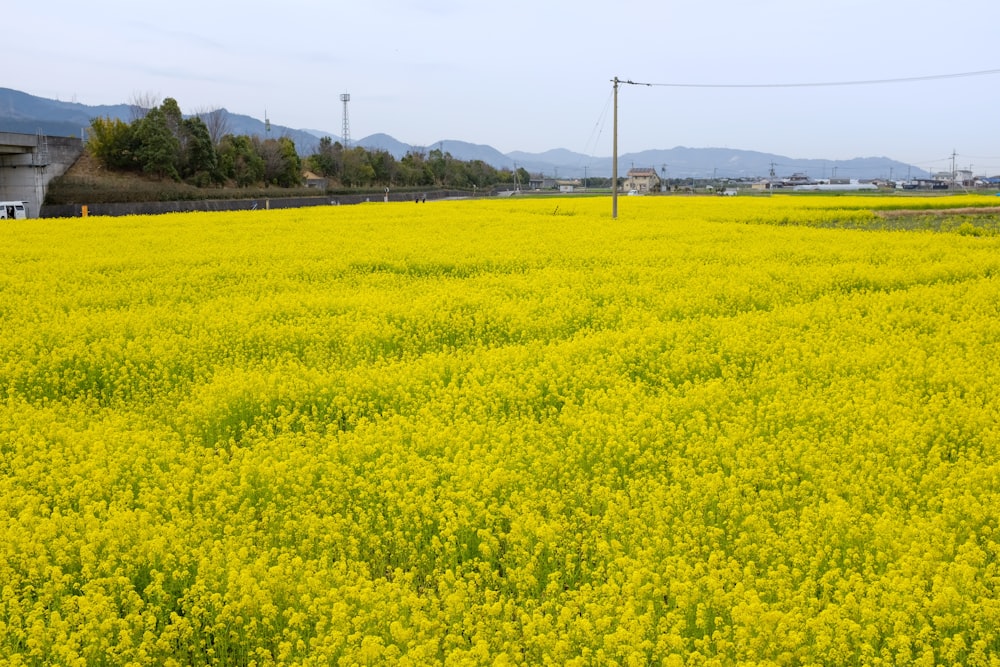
[40,191,471,218]
[0,134,83,218]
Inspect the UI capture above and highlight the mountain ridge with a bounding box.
[1,87,927,180]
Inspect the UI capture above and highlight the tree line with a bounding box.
[86,98,532,191]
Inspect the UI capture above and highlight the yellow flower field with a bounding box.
[2,194,999,665]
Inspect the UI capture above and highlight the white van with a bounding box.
[1,201,28,220]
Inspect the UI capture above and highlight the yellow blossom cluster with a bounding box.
[2,194,999,665]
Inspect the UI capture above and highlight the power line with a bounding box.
[609,67,1000,217]
[578,89,614,167]
[620,68,1000,89]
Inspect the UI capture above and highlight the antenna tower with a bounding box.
[340,93,351,147]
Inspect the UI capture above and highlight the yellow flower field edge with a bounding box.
[1,195,998,665]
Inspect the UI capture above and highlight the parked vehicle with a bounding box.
[0,201,28,220]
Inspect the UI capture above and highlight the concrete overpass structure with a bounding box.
[0,132,84,218]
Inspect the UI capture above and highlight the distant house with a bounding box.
[781,172,812,187]
[912,178,950,190]
[955,169,974,186]
[932,169,974,186]
[528,175,582,191]
[303,171,328,189]
[624,167,660,193]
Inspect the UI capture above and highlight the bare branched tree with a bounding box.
[193,107,232,146]
[129,91,161,122]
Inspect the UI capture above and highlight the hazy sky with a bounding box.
[8,1,1000,174]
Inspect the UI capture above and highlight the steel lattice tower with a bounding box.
[340,93,350,147]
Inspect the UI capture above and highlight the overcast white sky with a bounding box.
[7,1,1000,173]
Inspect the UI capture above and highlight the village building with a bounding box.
[624,167,661,193]
[302,171,328,189]
[528,174,583,191]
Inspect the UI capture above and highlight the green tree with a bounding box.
[256,137,302,188]
[400,151,435,187]
[85,95,524,193]
[87,116,138,171]
[341,147,375,187]
[307,136,342,179]
[465,159,498,188]
[427,148,448,185]
[181,116,220,186]
[134,107,181,179]
[367,150,396,186]
[276,137,302,187]
[218,134,264,186]
[516,167,530,188]
[159,98,184,144]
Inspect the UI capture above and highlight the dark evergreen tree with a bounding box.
[181,116,220,185]
[218,134,264,186]
[276,137,302,188]
[341,147,375,187]
[308,136,342,178]
[134,107,181,180]
[367,150,396,185]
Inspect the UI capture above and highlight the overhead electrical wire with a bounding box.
[607,68,1000,218]
[618,68,1000,89]
[581,89,614,158]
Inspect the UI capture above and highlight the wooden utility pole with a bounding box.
[612,77,619,219]
[611,77,649,217]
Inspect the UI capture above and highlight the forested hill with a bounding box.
[3,87,925,180]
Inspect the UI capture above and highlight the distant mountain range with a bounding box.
[1,87,927,180]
